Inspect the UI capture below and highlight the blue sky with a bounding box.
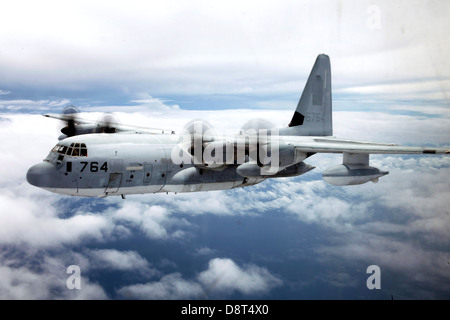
[0,0,449,300]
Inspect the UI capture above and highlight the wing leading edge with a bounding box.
[44,112,175,137]
[293,138,450,155]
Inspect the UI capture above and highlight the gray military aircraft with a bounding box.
[26,54,449,198]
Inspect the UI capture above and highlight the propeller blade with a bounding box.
[179,119,216,163]
[60,106,80,137]
[240,118,275,133]
[96,113,120,133]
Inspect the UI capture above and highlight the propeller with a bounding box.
[58,106,121,138]
[49,107,175,141]
[240,118,275,134]
[96,113,120,133]
[177,119,216,165]
[239,118,275,166]
[60,106,80,137]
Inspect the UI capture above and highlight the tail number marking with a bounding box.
[305,112,325,122]
[80,161,108,173]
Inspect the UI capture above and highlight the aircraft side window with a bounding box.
[80,143,87,156]
[67,147,73,156]
[71,143,79,156]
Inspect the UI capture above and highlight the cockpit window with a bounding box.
[51,143,87,157]
[52,145,67,154]
[80,144,87,156]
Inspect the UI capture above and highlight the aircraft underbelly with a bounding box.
[45,175,266,196]
[163,181,238,193]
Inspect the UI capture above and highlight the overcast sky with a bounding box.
[0,0,449,301]
[1,0,449,108]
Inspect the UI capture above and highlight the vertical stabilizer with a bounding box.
[287,54,332,136]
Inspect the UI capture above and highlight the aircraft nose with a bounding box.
[26,162,56,187]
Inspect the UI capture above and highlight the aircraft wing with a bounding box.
[287,137,449,186]
[293,138,449,155]
[44,113,92,124]
[44,113,175,135]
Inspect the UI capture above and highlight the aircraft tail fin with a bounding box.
[286,54,332,136]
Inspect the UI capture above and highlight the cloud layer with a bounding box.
[118,258,282,299]
[1,1,449,105]
[0,106,448,299]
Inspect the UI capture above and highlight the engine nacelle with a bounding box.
[258,143,307,167]
[270,162,315,178]
[322,164,389,186]
[236,162,264,177]
[236,161,314,178]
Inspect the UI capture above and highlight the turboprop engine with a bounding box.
[236,161,315,178]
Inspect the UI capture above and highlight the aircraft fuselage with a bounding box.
[26,133,272,197]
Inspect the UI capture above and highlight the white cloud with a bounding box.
[85,95,181,114]
[110,202,190,240]
[0,185,113,248]
[332,112,450,145]
[198,258,282,295]
[336,79,450,103]
[0,253,108,299]
[0,99,72,111]
[117,257,282,299]
[86,249,153,273]
[117,272,204,300]
[316,232,450,299]
[196,247,217,256]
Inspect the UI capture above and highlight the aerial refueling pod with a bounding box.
[323,152,389,186]
[322,164,389,186]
